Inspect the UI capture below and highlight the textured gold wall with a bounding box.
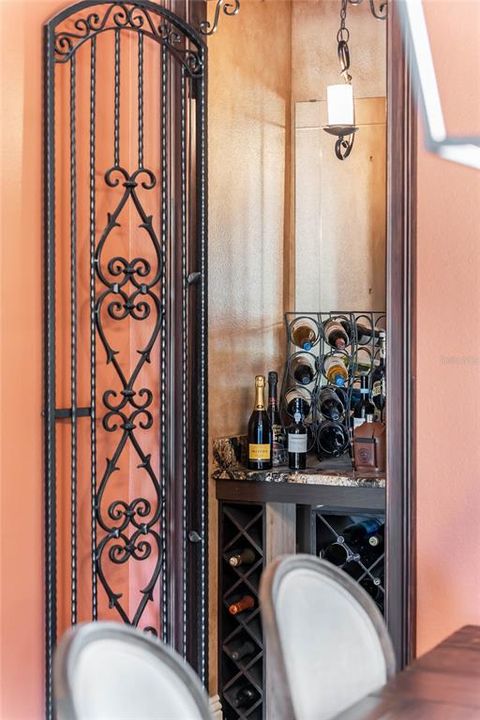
[292,0,387,313]
[207,0,293,690]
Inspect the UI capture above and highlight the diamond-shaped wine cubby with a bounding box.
[315,510,386,614]
[219,503,265,720]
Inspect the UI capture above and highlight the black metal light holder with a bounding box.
[324,124,358,160]
[199,0,240,36]
[348,0,388,21]
[324,0,386,160]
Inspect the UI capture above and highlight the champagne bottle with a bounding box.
[318,387,344,421]
[268,371,286,466]
[317,420,349,457]
[371,331,386,420]
[353,375,375,428]
[233,687,256,708]
[247,376,272,470]
[343,518,384,545]
[323,318,351,350]
[228,548,256,568]
[228,595,255,616]
[287,398,307,470]
[229,639,256,662]
[285,387,311,419]
[290,353,316,385]
[324,355,348,387]
[290,317,319,351]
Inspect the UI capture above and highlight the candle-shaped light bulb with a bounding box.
[327,84,354,126]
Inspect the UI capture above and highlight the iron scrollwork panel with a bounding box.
[44,2,208,717]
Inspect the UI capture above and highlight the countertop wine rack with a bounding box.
[219,503,265,720]
[280,310,386,459]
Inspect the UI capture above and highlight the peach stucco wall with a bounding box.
[0,2,68,717]
[415,3,480,654]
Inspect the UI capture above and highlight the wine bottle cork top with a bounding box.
[255,375,265,387]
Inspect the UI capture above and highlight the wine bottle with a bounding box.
[317,420,349,457]
[287,398,307,470]
[267,371,286,466]
[322,542,349,566]
[371,331,386,420]
[324,355,348,387]
[233,687,256,708]
[368,527,384,548]
[247,376,272,471]
[356,321,383,345]
[343,518,384,545]
[285,387,311,419]
[229,639,256,662]
[290,353,316,385]
[323,318,351,350]
[290,317,319,351]
[353,375,375,428]
[318,387,344,421]
[228,595,255,616]
[353,416,386,472]
[360,575,384,611]
[228,548,256,568]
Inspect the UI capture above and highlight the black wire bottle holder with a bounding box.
[281,310,386,459]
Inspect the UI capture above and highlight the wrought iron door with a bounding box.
[43,2,208,715]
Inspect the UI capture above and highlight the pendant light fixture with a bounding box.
[324,0,358,160]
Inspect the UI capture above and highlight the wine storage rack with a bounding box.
[315,510,385,615]
[219,503,266,720]
[281,310,386,458]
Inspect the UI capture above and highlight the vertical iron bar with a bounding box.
[197,53,208,686]
[89,36,98,621]
[180,67,188,660]
[70,54,78,627]
[44,24,57,720]
[138,32,144,169]
[114,29,120,167]
[160,43,169,645]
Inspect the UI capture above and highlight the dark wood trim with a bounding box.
[386,0,417,669]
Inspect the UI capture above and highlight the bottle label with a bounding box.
[372,380,382,397]
[288,434,307,453]
[272,425,286,466]
[249,443,271,461]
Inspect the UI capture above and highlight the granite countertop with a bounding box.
[212,437,385,489]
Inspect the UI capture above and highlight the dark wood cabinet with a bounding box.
[217,477,390,719]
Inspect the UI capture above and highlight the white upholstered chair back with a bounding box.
[54,622,213,720]
[260,554,395,720]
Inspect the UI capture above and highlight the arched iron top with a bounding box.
[46,1,206,76]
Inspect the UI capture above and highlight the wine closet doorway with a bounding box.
[43,2,208,715]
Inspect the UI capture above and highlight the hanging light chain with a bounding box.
[337,0,352,83]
